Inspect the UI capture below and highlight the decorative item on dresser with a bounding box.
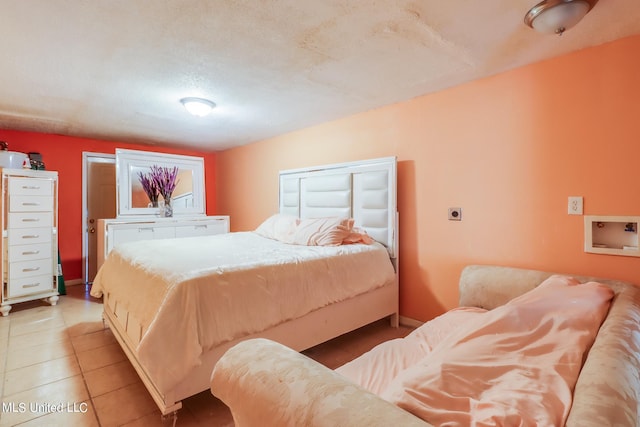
[137,164,179,217]
[0,168,59,316]
[96,216,230,270]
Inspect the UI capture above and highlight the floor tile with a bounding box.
[7,327,70,352]
[5,338,74,371]
[119,410,204,427]
[181,391,234,426]
[66,320,106,338]
[76,342,127,373]
[7,310,66,337]
[70,328,116,353]
[84,360,140,398]
[0,375,89,426]
[0,341,7,375]
[3,301,62,321]
[0,319,9,338]
[92,382,158,427]
[3,354,81,396]
[303,319,413,369]
[7,303,64,323]
[8,399,99,427]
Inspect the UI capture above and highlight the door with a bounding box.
[82,153,116,284]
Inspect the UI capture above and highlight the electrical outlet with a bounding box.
[448,207,462,221]
[568,196,583,215]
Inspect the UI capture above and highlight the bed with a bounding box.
[89,156,399,417]
[211,265,640,426]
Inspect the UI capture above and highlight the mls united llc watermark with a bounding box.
[2,401,89,414]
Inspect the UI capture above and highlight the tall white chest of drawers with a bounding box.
[0,168,59,316]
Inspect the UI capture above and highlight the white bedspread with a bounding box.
[90,231,395,393]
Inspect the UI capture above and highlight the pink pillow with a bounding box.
[342,227,374,245]
[292,217,355,246]
[254,214,299,243]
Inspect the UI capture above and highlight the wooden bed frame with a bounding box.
[101,156,399,417]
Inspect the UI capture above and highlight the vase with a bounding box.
[162,197,173,217]
[148,200,159,208]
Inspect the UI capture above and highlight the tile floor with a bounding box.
[1,285,412,427]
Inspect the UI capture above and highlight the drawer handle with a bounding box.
[21,202,41,206]
[138,228,155,232]
[22,186,41,190]
[195,225,208,229]
[22,267,41,272]
[22,282,41,289]
[21,218,41,222]
[22,250,40,255]
[22,235,40,239]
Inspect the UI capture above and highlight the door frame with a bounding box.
[82,151,115,284]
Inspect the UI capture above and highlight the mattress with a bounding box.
[90,231,395,393]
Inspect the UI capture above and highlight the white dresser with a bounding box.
[1,168,59,316]
[96,216,230,270]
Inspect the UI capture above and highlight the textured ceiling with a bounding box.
[0,0,639,151]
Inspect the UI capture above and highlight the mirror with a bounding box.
[116,149,205,217]
[130,166,195,208]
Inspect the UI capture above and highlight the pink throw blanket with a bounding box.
[343,276,614,426]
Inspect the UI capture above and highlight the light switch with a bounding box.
[568,196,583,215]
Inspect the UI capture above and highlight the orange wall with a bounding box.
[0,130,217,281]
[216,34,640,321]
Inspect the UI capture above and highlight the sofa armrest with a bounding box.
[565,284,640,426]
[211,338,429,427]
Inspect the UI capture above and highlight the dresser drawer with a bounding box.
[9,195,54,212]
[8,212,53,229]
[8,177,53,196]
[9,258,53,280]
[7,274,54,298]
[8,228,52,246]
[7,243,52,263]
[175,221,229,237]
[111,226,175,248]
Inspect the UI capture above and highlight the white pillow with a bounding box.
[254,214,299,243]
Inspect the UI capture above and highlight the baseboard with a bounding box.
[399,315,424,328]
[64,279,85,287]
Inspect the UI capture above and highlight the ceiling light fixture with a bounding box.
[524,0,597,35]
[180,97,216,117]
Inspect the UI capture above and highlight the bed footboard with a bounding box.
[102,277,398,416]
[103,292,182,415]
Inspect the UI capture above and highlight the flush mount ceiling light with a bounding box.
[180,97,216,117]
[525,0,597,35]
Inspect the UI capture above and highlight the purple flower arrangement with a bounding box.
[137,170,159,207]
[138,165,179,207]
[151,165,179,201]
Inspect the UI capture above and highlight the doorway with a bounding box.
[82,152,116,284]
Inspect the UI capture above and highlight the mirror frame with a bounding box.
[115,149,206,217]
